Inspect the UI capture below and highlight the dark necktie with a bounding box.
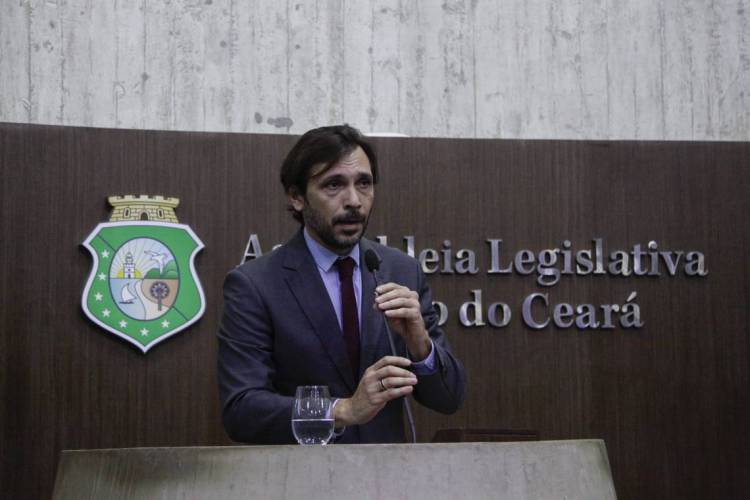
[336,257,360,379]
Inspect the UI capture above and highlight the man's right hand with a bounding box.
[334,356,417,427]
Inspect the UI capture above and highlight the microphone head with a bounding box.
[364,249,381,272]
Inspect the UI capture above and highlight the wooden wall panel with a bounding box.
[0,123,748,500]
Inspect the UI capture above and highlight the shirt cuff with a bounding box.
[330,398,346,437]
[410,340,437,375]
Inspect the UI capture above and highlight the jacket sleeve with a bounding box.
[410,261,467,414]
[217,267,295,444]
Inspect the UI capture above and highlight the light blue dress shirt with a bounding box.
[303,229,435,374]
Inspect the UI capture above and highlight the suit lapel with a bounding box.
[359,238,387,376]
[282,231,356,392]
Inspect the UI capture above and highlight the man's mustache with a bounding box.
[333,212,366,224]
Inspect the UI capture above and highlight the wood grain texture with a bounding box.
[0,123,748,500]
[0,0,747,139]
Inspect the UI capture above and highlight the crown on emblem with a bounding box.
[108,195,180,223]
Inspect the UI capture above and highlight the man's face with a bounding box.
[289,146,374,254]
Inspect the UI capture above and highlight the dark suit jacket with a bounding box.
[217,230,466,444]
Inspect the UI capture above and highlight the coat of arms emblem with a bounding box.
[81,195,205,352]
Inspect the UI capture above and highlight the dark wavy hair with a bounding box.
[280,124,378,223]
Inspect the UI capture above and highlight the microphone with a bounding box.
[364,249,417,444]
[363,248,381,273]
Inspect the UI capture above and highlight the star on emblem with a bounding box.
[94,292,103,301]
[101,250,110,258]
[98,272,106,281]
[161,320,170,328]
[119,320,128,328]
[140,328,149,336]
[102,308,111,317]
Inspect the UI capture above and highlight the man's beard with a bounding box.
[302,204,369,253]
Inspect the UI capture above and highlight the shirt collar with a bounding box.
[303,227,360,273]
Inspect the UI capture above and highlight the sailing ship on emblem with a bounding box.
[81,195,205,353]
[120,283,135,304]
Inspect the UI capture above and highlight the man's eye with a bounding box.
[324,181,341,189]
[357,179,373,188]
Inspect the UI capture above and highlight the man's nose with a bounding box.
[342,184,362,207]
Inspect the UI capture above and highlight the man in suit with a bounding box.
[218,124,465,443]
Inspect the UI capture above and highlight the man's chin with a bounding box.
[331,227,364,249]
[334,233,363,248]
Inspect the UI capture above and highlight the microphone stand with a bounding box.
[369,264,417,444]
[385,317,418,444]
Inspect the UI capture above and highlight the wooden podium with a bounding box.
[52,440,617,499]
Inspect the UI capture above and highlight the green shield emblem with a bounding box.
[82,196,205,352]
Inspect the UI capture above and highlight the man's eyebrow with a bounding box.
[307,165,337,181]
[312,170,372,184]
[313,172,345,184]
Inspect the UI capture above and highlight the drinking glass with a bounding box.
[291,385,334,445]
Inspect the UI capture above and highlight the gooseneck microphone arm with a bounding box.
[364,249,417,444]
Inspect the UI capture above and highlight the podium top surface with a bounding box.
[53,440,617,500]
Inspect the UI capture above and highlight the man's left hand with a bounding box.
[374,282,431,361]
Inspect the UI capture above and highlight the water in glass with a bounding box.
[292,385,334,445]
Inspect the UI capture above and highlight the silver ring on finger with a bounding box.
[379,379,387,391]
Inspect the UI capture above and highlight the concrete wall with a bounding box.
[1,0,747,140]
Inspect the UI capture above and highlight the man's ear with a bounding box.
[287,187,305,212]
